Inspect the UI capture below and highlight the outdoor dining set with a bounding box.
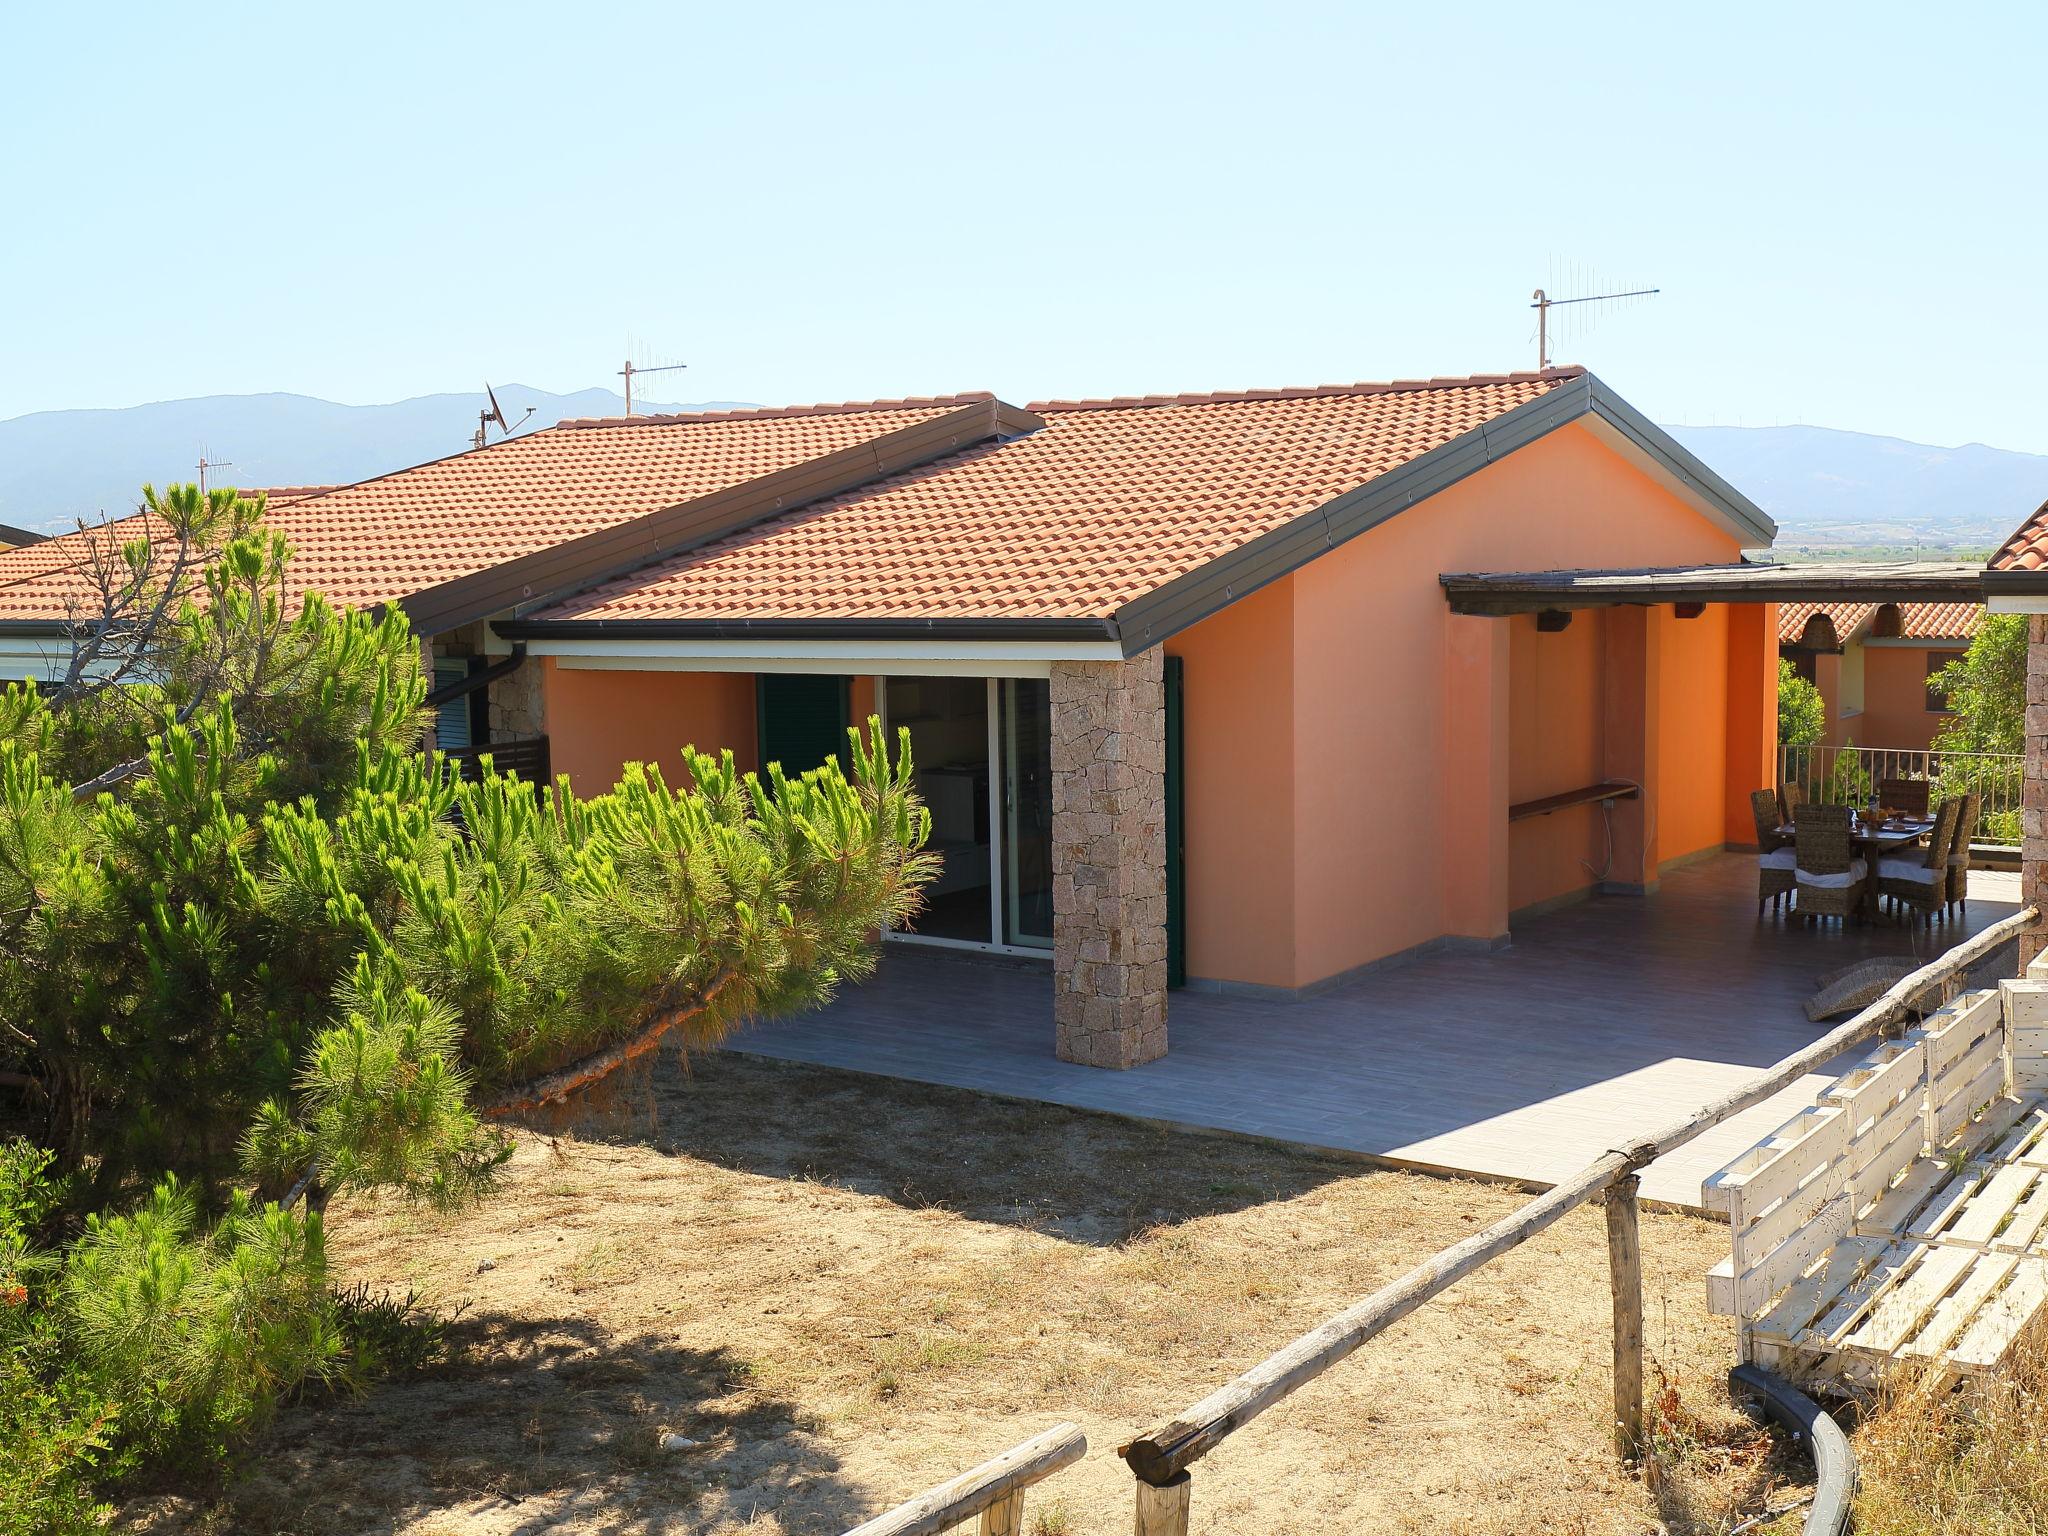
[1750,780,1979,928]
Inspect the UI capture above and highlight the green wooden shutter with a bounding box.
[1164,655,1185,990]
[434,661,473,750]
[756,674,851,777]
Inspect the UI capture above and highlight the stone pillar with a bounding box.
[2023,616,2048,970]
[489,654,546,739]
[1050,650,1168,1069]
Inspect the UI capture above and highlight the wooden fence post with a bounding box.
[1606,1173,1644,1458]
[1134,1472,1191,1536]
[979,1489,1024,1536]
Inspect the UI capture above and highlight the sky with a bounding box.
[4,2,2045,450]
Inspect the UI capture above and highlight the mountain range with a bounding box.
[5,389,2047,553]
[0,386,743,534]
[1663,424,2048,552]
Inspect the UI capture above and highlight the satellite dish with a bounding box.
[472,382,537,449]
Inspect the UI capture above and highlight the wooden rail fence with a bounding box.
[842,1423,1085,1536]
[1112,907,2038,1531]
[834,909,2036,1536]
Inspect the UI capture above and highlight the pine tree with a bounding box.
[0,490,935,1507]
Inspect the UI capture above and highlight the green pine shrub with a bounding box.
[0,487,935,1513]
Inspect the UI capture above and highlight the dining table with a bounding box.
[1777,813,1937,922]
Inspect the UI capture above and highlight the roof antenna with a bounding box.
[473,383,536,450]
[619,354,688,417]
[1530,284,1660,370]
[196,447,233,495]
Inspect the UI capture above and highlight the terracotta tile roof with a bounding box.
[533,370,1585,625]
[1777,602,1872,646]
[1992,497,2048,571]
[1777,600,1979,646]
[0,403,976,625]
[1892,602,1981,641]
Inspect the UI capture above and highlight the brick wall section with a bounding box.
[2025,615,2048,970]
[1050,650,1169,1068]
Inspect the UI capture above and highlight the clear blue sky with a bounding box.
[6,2,2043,450]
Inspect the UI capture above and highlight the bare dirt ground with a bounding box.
[157,1051,1802,1535]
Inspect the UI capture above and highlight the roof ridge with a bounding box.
[556,392,998,430]
[1028,366,1586,413]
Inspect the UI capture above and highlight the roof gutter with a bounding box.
[493,616,1120,645]
[1980,566,2048,605]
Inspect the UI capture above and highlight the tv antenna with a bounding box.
[1530,284,1659,370]
[619,357,688,417]
[196,449,233,495]
[472,382,536,450]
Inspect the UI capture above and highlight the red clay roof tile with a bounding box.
[1992,498,2048,573]
[0,404,964,624]
[1777,600,1979,646]
[535,371,1582,625]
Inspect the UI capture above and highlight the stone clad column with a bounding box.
[2024,616,2048,970]
[1050,650,1168,1068]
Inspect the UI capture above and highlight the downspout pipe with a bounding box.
[1729,1364,1855,1536]
[423,644,526,710]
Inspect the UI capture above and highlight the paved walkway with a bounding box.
[732,856,2022,1210]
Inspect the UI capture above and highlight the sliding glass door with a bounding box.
[880,675,1052,954]
[1001,678,1053,948]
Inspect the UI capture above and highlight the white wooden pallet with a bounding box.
[1706,981,2048,1390]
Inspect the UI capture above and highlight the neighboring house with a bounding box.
[10,369,1983,1068]
[1777,600,1980,751]
[0,523,46,549]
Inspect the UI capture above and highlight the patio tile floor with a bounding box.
[729,855,2023,1211]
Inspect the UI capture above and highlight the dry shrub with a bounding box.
[1641,1362,1781,1535]
[1855,1320,2048,1535]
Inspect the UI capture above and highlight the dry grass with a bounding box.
[1850,1318,2048,1534]
[136,1051,1804,1535]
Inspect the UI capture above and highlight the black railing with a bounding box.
[443,734,551,785]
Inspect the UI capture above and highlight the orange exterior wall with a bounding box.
[542,660,759,795]
[1506,609,1608,914]
[1656,602,1730,864]
[1164,578,1298,988]
[1168,418,1768,991]
[1854,645,1957,751]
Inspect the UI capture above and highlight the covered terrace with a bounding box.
[735,852,2021,1211]
[1433,559,1986,942]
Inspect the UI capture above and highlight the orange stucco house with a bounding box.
[5,368,1858,1067]
[1778,600,1979,752]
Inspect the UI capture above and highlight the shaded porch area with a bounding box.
[731,854,2022,1211]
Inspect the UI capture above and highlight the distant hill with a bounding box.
[6,392,2046,553]
[0,385,752,533]
[1666,424,2048,553]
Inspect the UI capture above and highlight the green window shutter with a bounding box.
[1164,654,1185,990]
[756,674,851,778]
[434,661,473,750]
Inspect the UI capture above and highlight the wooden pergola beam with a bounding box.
[1441,560,1986,616]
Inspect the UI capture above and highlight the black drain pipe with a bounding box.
[1729,1364,1856,1536]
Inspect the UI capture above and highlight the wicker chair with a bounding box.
[1794,803,1866,926]
[1780,780,1807,825]
[1751,788,1795,916]
[1879,777,1931,817]
[1946,791,1981,920]
[1878,797,1960,927]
